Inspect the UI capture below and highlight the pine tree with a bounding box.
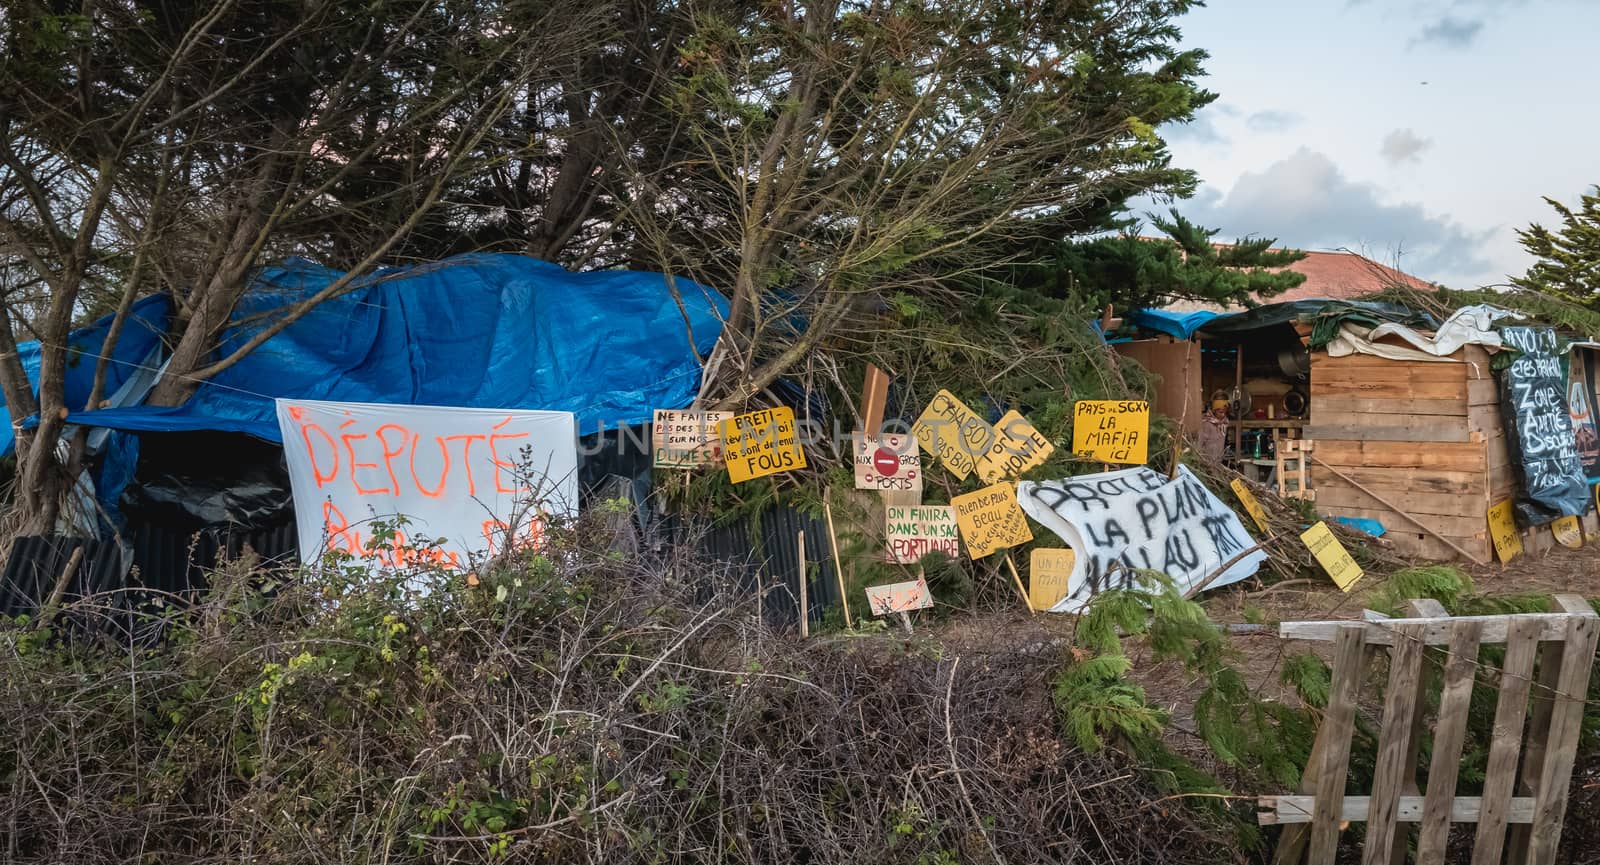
[1514,186,1600,303]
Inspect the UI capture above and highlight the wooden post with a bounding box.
[824,502,852,630]
[1233,343,1244,460]
[1002,553,1036,615]
[797,530,809,639]
[859,363,891,436]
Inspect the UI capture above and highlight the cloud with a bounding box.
[1411,15,1484,47]
[1163,113,1227,146]
[1380,128,1433,164]
[1175,148,1496,285]
[1245,109,1303,133]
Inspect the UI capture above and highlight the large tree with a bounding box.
[1514,185,1600,302]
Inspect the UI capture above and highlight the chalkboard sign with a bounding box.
[1500,326,1588,524]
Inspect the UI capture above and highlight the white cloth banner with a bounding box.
[1016,466,1265,613]
[276,398,578,570]
[1325,303,1524,363]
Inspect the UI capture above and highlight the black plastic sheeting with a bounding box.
[1193,299,1437,343]
[665,506,839,629]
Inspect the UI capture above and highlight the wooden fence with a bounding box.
[1260,595,1598,865]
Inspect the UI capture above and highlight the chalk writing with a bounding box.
[1016,466,1265,612]
[1500,326,1588,522]
[976,410,1056,483]
[912,390,996,480]
[719,407,808,483]
[885,504,962,564]
[1029,548,1075,610]
[653,409,730,468]
[853,432,923,492]
[1487,498,1523,564]
[1300,521,1362,592]
[865,578,935,616]
[951,482,1033,558]
[1071,400,1149,465]
[275,399,578,572]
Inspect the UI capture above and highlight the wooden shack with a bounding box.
[1306,345,1508,563]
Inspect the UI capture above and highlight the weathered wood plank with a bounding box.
[1470,378,1501,406]
[1417,620,1483,865]
[1312,466,1483,494]
[1525,613,1600,865]
[1261,795,1536,826]
[1315,487,1488,520]
[1315,507,1490,540]
[1364,622,1427,865]
[1380,532,1492,564]
[1313,380,1475,401]
[1280,613,1574,646]
[1315,396,1469,417]
[1471,616,1543,865]
[1310,625,1367,865]
[1314,439,1488,472]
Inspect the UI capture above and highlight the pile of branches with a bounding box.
[0,516,1243,864]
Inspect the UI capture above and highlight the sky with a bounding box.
[1149,0,1599,289]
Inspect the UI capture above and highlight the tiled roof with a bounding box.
[1159,247,1437,314]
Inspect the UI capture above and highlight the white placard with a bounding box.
[276,398,578,571]
[1016,466,1265,612]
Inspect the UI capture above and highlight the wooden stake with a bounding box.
[1002,553,1036,615]
[797,530,809,639]
[38,545,85,626]
[859,363,891,436]
[1168,436,1183,480]
[896,610,914,634]
[823,502,852,630]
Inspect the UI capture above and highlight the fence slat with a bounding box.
[1263,795,1536,825]
[1310,624,1367,865]
[1417,620,1483,865]
[1390,600,1447,865]
[1525,613,1599,865]
[1363,622,1427,865]
[1471,616,1544,865]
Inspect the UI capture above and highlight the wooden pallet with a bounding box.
[1261,595,1599,865]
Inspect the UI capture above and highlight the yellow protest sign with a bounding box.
[652,409,730,469]
[912,390,996,480]
[1071,400,1150,465]
[719,407,807,483]
[1300,520,1363,592]
[1029,548,1075,611]
[952,482,1033,558]
[976,410,1056,483]
[1230,478,1271,534]
[1488,499,1522,564]
[1552,515,1583,549]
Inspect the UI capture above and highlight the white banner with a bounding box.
[1016,466,1264,613]
[276,399,578,570]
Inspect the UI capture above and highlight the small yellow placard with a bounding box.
[952,481,1033,559]
[1488,499,1522,564]
[1071,400,1150,465]
[1300,520,1363,592]
[1230,478,1271,534]
[1552,515,1583,549]
[719,407,807,483]
[912,390,997,480]
[1029,548,1075,611]
[976,410,1056,483]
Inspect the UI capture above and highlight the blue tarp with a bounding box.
[1129,308,1224,340]
[17,253,728,444]
[0,294,171,456]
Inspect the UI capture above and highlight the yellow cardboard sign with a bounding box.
[976,410,1056,483]
[1071,400,1150,465]
[1300,520,1363,592]
[1488,499,1522,564]
[952,482,1033,558]
[912,390,997,480]
[653,409,730,468]
[1552,515,1583,549]
[719,407,807,483]
[1230,479,1271,534]
[1029,548,1075,611]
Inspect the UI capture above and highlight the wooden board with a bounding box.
[1281,611,1573,646]
[1381,532,1492,564]
[1315,487,1489,520]
[1263,795,1535,826]
[1313,380,1473,401]
[1312,466,1483,496]
[1312,354,1469,378]
[1314,396,1468,418]
[1469,378,1501,406]
[1471,617,1542,864]
[1314,440,1487,473]
[1315,505,1490,541]
[1416,621,1484,864]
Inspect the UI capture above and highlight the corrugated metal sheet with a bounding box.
[669,506,839,629]
[0,535,126,619]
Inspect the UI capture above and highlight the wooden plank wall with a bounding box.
[1308,350,1493,562]
[1113,338,1203,436]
